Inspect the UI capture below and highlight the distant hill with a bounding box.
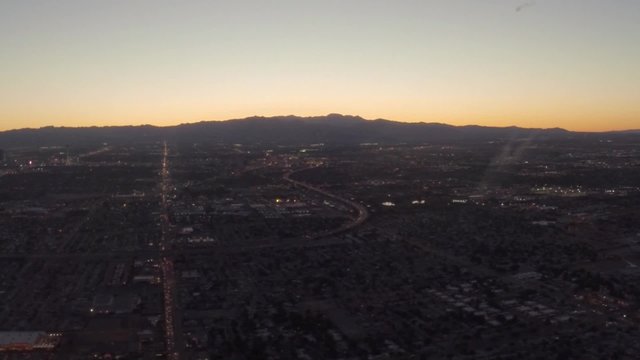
[0,114,623,148]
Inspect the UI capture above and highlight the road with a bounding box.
[78,145,112,161]
[283,167,369,239]
[159,142,181,360]
[0,165,372,262]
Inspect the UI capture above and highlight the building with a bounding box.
[0,331,60,351]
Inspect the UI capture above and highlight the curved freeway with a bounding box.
[283,167,369,239]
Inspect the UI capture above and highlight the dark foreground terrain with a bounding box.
[0,135,639,359]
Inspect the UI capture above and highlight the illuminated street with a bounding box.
[160,142,180,360]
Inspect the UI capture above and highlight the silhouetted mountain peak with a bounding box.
[0,114,613,149]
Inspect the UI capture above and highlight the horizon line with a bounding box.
[1,114,638,134]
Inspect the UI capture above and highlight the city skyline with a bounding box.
[1,0,639,132]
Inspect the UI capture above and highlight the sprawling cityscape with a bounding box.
[2,0,640,358]
[0,132,639,359]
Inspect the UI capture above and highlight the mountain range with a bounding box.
[0,114,636,148]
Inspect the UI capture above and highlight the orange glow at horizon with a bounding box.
[1,109,636,133]
[2,91,638,132]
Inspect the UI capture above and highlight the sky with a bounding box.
[1,0,639,132]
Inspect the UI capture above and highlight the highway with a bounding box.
[78,145,112,161]
[283,167,369,239]
[0,165,373,262]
